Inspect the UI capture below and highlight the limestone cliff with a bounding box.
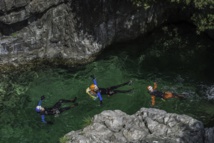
[0,0,188,67]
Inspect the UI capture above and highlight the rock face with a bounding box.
[0,0,188,66]
[65,108,214,143]
[205,127,214,143]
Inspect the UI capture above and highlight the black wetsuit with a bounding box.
[41,99,73,115]
[99,81,133,96]
[148,90,180,98]
[148,90,164,98]
[39,99,76,123]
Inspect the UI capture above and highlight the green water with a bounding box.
[1,24,214,143]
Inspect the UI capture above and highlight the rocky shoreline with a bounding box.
[65,108,214,143]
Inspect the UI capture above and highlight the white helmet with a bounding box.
[147,86,153,92]
[35,106,42,112]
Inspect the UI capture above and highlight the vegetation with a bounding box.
[59,136,69,143]
[131,0,214,33]
[11,32,17,37]
[82,116,92,128]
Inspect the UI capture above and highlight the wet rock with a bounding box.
[0,0,190,68]
[65,108,213,143]
[204,127,214,143]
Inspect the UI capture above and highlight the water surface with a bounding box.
[0,24,214,143]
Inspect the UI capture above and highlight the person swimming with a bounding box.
[147,82,185,106]
[86,75,133,106]
[35,95,78,124]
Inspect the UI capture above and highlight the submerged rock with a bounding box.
[65,108,214,143]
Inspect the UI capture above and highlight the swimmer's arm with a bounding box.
[93,79,97,85]
[41,115,47,123]
[97,92,103,103]
[38,95,45,106]
[38,100,42,106]
[41,115,53,124]
[151,95,156,106]
[91,77,103,105]
[154,82,157,90]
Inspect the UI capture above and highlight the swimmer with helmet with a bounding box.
[35,95,78,124]
[147,82,185,107]
[86,75,133,106]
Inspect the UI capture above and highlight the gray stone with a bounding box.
[0,0,192,67]
[204,127,214,143]
[64,108,213,143]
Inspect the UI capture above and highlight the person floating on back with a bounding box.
[86,75,133,106]
[35,95,78,124]
[147,82,185,107]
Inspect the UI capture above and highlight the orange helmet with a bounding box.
[90,84,98,91]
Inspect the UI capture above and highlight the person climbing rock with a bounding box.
[35,95,78,124]
[86,75,133,106]
[147,82,185,107]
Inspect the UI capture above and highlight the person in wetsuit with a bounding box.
[86,75,133,106]
[35,96,78,124]
[147,82,185,107]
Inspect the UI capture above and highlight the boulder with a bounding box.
[65,108,213,143]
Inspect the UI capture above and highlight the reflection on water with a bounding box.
[0,24,214,143]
